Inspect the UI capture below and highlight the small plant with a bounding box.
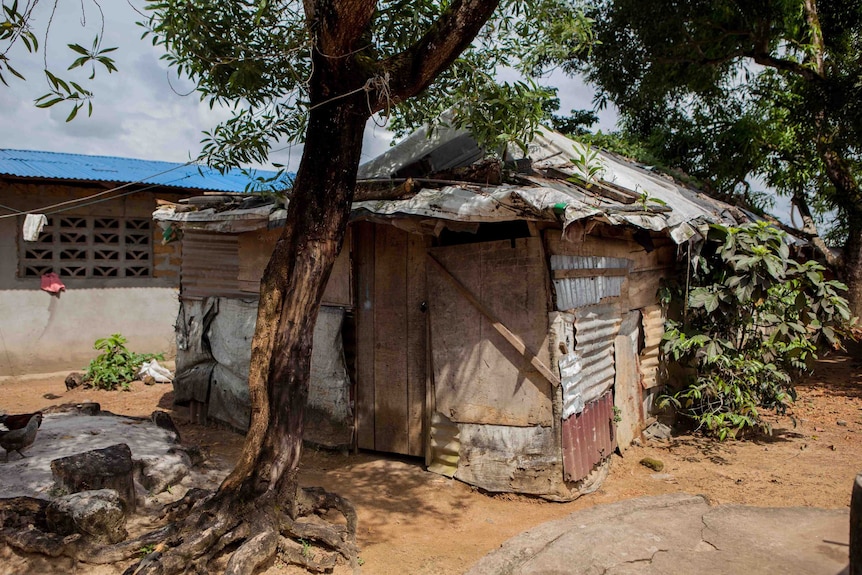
[139,544,156,557]
[635,186,668,211]
[569,141,605,188]
[299,538,314,560]
[48,484,69,498]
[84,333,163,391]
[612,405,622,423]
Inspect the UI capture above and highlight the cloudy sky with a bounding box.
[0,1,615,173]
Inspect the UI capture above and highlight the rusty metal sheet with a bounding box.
[561,392,617,483]
[181,231,244,298]
[560,304,621,419]
[640,304,665,389]
[550,255,629,311]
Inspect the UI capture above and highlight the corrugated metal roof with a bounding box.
[354,123,746,243]
[0,149,291,193]
[155,123,753,245]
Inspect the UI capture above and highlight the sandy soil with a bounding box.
[1,351,860,574]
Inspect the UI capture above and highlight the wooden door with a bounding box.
[354,222,427,456]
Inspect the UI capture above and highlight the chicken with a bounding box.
[0,413,42,461]
[0,411,43,431]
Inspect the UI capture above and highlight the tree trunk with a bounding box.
[220,96,369,503]
[813,109,862,319]
[845,210,862,323]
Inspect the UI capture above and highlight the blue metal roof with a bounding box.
[0,149,292,193]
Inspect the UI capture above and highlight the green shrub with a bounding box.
[660,221,856,439]
[84,333,163,391]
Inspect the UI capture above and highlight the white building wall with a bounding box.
[0,287,178,376]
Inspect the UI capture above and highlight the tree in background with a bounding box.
[575,0,862,317]
[1,0,592,572]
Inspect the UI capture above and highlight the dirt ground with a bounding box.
[1,351,860,575]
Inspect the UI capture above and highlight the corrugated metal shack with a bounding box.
[155,124,747,500]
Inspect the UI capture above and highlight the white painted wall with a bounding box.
[0,287,179,376]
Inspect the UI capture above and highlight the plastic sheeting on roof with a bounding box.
[155,124,747,244]
[0,149,292,193]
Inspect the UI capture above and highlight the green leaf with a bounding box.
[67,43,90,55]
[689,288,719,312]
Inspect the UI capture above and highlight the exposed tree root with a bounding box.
[0,486,358,575]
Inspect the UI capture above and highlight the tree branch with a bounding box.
[791,192,842,268]
[308,0,377,59]
[375,0,501,109]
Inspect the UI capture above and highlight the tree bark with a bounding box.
[219,0,504,504]
[844,210,862,322]
[220,96,369,502]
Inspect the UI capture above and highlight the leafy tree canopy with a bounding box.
[137,0,593,167]
[575,0,862,239]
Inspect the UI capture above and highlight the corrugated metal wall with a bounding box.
[561,392,617,482]
[550,255,629,310]
[560,303,621,419]
[181,231,245,298]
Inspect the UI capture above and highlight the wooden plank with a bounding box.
[181,232,243,298]
[237,227,353,306]
[238,228,279,287]
[626,269,670,310]
[546,234,675,273]
[552,267,629,280]
[406,232,427,457]
[427,253,560,387]
[614,314,644,451]
[321,231,352,306]
[373,224,409,454]
[428,239,554,427]
[353,222,376,450]
[425,311,436,468]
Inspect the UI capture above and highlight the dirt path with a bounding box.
[1,352,860,574]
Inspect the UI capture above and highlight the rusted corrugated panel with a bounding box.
[181,231,245,298]
[561,392,616,483]
[640,304,665,389]
[550,255,629,310]
[560,304,621,418]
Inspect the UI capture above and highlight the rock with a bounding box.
[643,421,673,441]
[141,375,157,386]
[650,473,676,482]
[640,457,664,472]
[838,420,848,427]
[151,410,181,443]
[76,402,101,416]
[136,450,191,494]
[51,444,136,512]
[173,445,205,467]
[64,372,85,390]
[46,489,127,544]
